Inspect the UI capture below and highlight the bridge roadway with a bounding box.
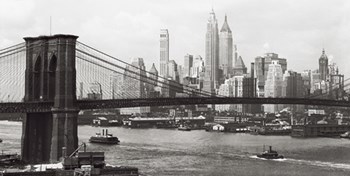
[0,97,349,113]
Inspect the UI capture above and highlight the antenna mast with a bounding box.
[50,16,52,35]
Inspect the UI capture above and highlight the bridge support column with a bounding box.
[22,34,79,164]
[50,110,78,162]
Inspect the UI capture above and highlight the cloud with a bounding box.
[0,0,349,78]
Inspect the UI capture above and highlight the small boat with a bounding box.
[257,146,284,159]
[89,129,120,144]
[340,131,350,138]
[178,125,191,131]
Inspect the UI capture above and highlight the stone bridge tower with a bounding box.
[21,34,79,163]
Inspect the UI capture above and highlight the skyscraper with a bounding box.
[264,61,283,113]
[147,63,159,98]
[168,60,179,83]
[319,49,329,81]
[160,29,169,77]
[255,53,287,97]
[190,55,204,78]
[203,9,220,95]
[121,57,150,115]
[219,15,233,78]
[184,54,193,77]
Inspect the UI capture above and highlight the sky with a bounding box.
[1,0,350,77]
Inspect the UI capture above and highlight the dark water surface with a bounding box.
[1,120,350,176]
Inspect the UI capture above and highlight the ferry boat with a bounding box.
[257,146,284,159]
[89,129,120,144]
[178,125,191,131]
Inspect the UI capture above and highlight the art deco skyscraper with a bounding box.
[160,29,169,77]
[203,9,220,95]
[219,15,233,78]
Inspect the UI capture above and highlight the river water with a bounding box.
[1,120,350,176]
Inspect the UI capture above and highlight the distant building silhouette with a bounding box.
[160,29,169,77]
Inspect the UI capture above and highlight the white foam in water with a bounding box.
[287,158,350,170]
[249,155,350,170]
[33,162,63,171]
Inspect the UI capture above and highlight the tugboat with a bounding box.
[257,146,284,159]
[89,129,120,144]
[178,124,191,131]
[340,131,350,138]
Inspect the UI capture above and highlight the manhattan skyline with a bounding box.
[0,0,349,77]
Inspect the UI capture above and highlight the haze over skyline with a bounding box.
[1,0,349,77]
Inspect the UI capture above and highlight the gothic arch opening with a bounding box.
[48,55,57,100]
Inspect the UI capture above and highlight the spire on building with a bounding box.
[234,56,246,68]
[150,63,158,74]
[320,48,328,60]
[220,14,232,32]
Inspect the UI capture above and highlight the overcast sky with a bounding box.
[1,0,350,77]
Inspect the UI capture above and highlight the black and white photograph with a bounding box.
[1,0,350,175]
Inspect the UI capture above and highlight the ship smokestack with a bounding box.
[102,129,104,135]
[269,146,272,152]
[106,129,108,135]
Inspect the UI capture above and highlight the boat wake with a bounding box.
[287,158,350,170]
[249,155,350,170]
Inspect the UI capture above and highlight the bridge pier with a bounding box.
[21,34,79,164]
[50,110,78,162]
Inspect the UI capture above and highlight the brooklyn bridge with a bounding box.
[0,34,349,164]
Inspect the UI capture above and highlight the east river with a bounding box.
[1,120,350,176]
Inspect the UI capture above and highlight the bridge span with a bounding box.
[0,97,348,113]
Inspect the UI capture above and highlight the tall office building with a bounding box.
[177,65,183,84]
[282,71,304,98]
[160,29,169,77]
[203,9,220,95]
[121,58,150,115]
[310,69,321,94]
[301,70,311,96]
[190,55,205,78]
[264,61,284,113]
[255,53,287,97]
[110,72,124,99]
[215,76,244,112]
[184,54,193,77]
[147,63,159,98]
[168,60,179,83]
[282,70,304,113]
[219,15,233,78]
[319,49,329,81]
